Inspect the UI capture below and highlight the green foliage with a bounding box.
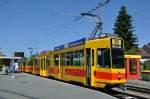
[125,47,138,55]
[113,6,138,51]
[142,60,150,70]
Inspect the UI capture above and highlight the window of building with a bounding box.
[129,60,137,74]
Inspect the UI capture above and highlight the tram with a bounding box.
[20,34,126,88]
[31,54,40,75]
[20,58,27,72]
[39,51,50,77]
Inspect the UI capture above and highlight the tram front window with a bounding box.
[97,48,111,68]
[112,49,124,69]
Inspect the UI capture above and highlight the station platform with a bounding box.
[127,80,150,89]
[0,73,116,99]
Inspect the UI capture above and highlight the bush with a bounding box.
[142,60,150,70]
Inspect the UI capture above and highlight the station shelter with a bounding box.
[124,55,141,80]
[0,57,22,72]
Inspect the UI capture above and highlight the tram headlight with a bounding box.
[118,72,121,80]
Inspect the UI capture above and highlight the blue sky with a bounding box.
[0,0,150,56]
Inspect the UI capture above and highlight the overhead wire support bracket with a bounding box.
[52,0,111,40]
[76,0,111,40]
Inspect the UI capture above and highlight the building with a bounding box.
[125,55,141,80]
[0,56,22,72]
[138,42,150,81]
[138,42,150,62]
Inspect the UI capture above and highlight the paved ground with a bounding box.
[127,80,150,89]
[0,73,116,99]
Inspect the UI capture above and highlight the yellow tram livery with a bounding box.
[19,34,126,89]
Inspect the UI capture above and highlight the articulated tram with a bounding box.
[20,34,126,88]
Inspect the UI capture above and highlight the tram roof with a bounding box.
[53,34,121,51]
[54,38,86,51]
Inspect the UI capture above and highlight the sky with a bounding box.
[0,0,150,57]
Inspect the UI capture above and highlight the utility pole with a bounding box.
[28,46,39,58]
[0,48,1,56]
[80,0,111,40]
[98,0,111,36]
[28,48,33,57]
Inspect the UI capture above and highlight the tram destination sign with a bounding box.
[54,38,86,51]
[68,38,86,48]
[54,44,65,51]
[111,38,123,49]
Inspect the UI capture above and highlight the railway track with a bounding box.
[112,84,150,99]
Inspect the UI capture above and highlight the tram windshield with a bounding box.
[97,48,111,68]
[112,49,124,69]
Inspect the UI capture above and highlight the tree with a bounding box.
[113,6,138,54]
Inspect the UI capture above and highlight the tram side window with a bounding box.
[54,54,59,66]
[79,50,84,66]
[23,61,26,66]
[34,59,38,66]
[65,51,74,66]
[70,52,74,66]
[51,55,54,66]
[66,52,71,66]
[97,48,111,68]
[45,58,49,69]
[28,61,33,66]
[46,56,51,67]
[40,59,43,68]
[65,50,84,66]
[74,50,84,66]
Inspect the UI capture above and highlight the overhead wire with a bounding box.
[51,0,112,40]
[74,4,100,21]
[50,3,101,35]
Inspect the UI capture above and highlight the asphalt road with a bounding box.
[0,73,117,99]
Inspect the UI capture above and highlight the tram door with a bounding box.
[40,57,46,76]
[60,53,65,80]
[86,48,91,86]
[40,57,43,76]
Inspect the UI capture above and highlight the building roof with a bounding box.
[124,55,141,59]
[0,56,22,59]
[138,42,150,59]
